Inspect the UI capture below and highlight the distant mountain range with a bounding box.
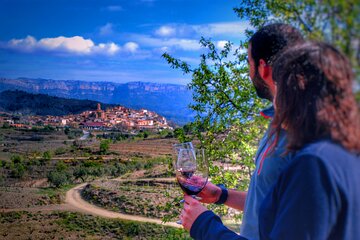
[0,78,195,125]
[0,90,116,116]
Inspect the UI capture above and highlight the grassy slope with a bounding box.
[0,211,191,240]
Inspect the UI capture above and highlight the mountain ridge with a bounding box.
[0,77,194,125]
[0,90,117,116]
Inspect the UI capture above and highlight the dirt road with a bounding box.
[113,177,176,182]
[65,183,181,228]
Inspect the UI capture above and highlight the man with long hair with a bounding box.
[179,24,304,239]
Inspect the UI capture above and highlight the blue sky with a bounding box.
[0,0,248,85]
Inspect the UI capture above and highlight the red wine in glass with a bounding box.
[173,145,208,224]
[177,169,207,195]
[175,148,208,196]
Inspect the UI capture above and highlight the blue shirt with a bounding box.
[190,140,360,240]
[259,140,360,239]
[240,106,290,240]
[190,106,291,240]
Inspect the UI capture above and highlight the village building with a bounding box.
[2,103,172,131]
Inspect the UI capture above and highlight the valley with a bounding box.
[0,125,240,239]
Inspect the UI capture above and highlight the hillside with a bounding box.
[0,90,116,116]
[0,78,195,125]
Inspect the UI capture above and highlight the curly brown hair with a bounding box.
[272,41,360,153]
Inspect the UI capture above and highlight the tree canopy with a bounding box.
[163,1,360,193]
[234,0,360,80]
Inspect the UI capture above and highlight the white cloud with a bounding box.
[105,5,123,12]
[155,26,176,37]
[174,56,200,65]
[38,36,94,54]
[99,23,114,36]
[154,21,249,39]
[216,40,228,49]
[195,21,249,36]
[166,38,200,50]
[154,24,195,38]
[94,42,120,55]
[7,35,37,52]
[159,46,170,52]
[237,47,247,54]
[124,42,139,53]
[129,34,201,51]
[1,35,134,56]
[146,21,250,53]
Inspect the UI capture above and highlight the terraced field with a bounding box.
[81,178,181,219]
[109,138,179,158]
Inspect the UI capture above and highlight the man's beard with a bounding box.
[252,70,273,101]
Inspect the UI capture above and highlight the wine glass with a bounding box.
[174,147,209,224]
[173,142,194,156]
[173,142,195,182]
[175,148,208,196]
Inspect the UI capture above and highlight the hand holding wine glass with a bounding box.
[175,148,208,197]
[173,143,209,225]
[180,195,208,231]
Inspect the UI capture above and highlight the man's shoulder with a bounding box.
[260,105,274,119]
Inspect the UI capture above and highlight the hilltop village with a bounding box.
[0,103,172,131]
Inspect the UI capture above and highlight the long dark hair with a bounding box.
[272,41,360,153]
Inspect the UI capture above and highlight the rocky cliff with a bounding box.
[0,78,194,125]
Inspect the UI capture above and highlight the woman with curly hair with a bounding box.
[259,41,360,239]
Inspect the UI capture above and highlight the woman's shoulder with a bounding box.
[296,140,357,161]
[291,140,360,179]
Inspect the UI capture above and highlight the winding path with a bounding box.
[3,174,239,229]
[65,182,181,228]
[1,180,181,228]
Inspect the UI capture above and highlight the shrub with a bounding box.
[89,166,105,177]
[56,161,68,172]
[159,129,174,138]
[111,162,127,176]
[54,147,67,155]
[0,160,6,168]
[2,122,11,129]
[73,166,88,182]
[40,151,52,166]
[43,125,55,132]
[99,139,111,155]
[11,163,26,178]
[47,171,69,188]
[11,155,23,165]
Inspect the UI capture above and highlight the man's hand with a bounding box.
[197,181,222,204]
[199,181,248,211]
[180,195,208,231]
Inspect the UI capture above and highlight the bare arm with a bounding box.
[226,189,247,211]
[197,181,247,211]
